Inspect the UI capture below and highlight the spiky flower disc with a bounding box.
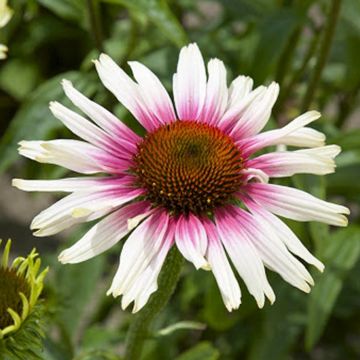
[0,239,48,337]
[13,43,349,313]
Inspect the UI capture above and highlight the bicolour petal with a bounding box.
[128,61,176,125]
[238,110,322,157]
[215,207,275,308]
[230,206,314,293]
[120,219,175,313]
[18,140,132,175]
[203,218,241,311]
[272,127,325,148]
[62,79,140,151]
[94,54,160,131]
[58,201,151,264]
[247,145,341,177]
[31,180,143,234]
[218,84,263,132]
[200,58,228,125]
[243,198,324,271]
[245,183,349,226]
[12,176,135,193]
[173,43,206,121]
[107,210,169,303]
[49,101,126,157]
[175,213,208,270]
[230,82,279,140]
[227,75,254,110]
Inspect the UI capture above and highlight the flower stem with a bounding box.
[125,247,184,360]
[301,0,342,112]
[86,0,104,52]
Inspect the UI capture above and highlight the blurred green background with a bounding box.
[0,0,360,359]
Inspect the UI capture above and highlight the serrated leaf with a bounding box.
[306,226,360,349]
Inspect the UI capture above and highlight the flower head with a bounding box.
[0,239,48,358]
[13,43,349,312]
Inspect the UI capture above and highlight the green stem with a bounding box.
[125,247,184,360]
[301,0,342,112]
[87,0,104,52]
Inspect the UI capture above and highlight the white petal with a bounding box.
[238,110,321,156]
[61,79,139,151]
[234,207,314,293]
[230,82,279,139]
[272,127,325,148]
[128,61,176,124]
[31,185,142,232]
[95,54,159,131]
[58,201,151,264]
[12,177,117,192]
[246,183,349,226]
[216,207,275,307]
[203,219,241,311]
[175,213,208,269]
[122,224,175,313]
[201,58,228,125]
[107,210,169,298]
[18,139,131,174]
[227,75,254,110]
[173,43,207,121]
[243,199,324,272]
[248,145,341,177]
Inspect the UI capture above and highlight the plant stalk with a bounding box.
[301,0,342,112]
[125,247,184,360]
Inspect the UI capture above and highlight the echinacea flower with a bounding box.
[0,0,12,60]
[13,44,349,313]
[0,240,48,358]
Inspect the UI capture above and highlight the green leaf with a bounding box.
[175,342,220,360]
[0,59,41,100]
[102,0,188,47]
[0,71,96,174]
[250,8,303,83]
[306,226,360,349]
[37,0,87,24]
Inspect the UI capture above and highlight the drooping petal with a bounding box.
[200,58,228,125]
[272,127,325,148]
[173,43,207,121]
[242,198,324,271]
[215,206,275,307]
[95,54,160,131]
[230,82,279,140]
[58,201,151,264]
[61,79,140,151]
[247,145,341,177]
[128,61,176,125]
[107,210,169,304]
[245,183,349,226]
[18,139,132,174]
[31,181,143,234]
[12,176,129,193]
[230,206,314,293]
[238,110,322,157]
[120,219,175,313]
[203,218,241,311]
[175,213,208,270]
